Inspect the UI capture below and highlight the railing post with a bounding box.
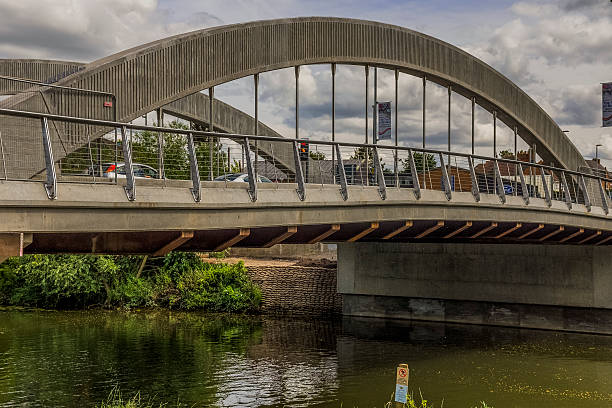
[439,153,452,201]
[335,144,348,201]
[156,108,164,179]
[243,137,257,202]
[468,156,480,202]
[560,171,572,209]
[517,163,529,204]
[373,147,386,200]
[293,140,306,201]
[407,149,421,199]
[41,116,57,199]
[186,132,201,202]
[539,166,551,207]
[121,125,135,201]
[493,160,506,203]
[578,174,591,211]
[598,177,609,215]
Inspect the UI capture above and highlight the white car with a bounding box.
[91,163,160,179]
[214,173,273,183]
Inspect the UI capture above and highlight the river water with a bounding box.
[1,309,612,407]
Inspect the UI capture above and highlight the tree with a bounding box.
[499,150,515,160]
[131,120,228,180]
[309,150,326,161]
[402,152,436,173]
[350,146,388,171]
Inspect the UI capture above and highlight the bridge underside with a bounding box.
[18,217,611,255]
[1,180,612,256]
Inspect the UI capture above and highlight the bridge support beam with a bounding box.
[0,233,33,262]
[152,231,194,256]
[338,242,612,334]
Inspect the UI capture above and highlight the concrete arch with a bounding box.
[0,59,295,176]
[0,59,85,95]
[0,17,585,174]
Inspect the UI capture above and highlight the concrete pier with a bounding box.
[338,242,612,333]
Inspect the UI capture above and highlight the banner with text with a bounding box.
[377,102,392,140]
[604,82,612,127]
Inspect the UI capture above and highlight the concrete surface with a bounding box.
[230,243,337,260]
[337,242,612,308]
[1,179,612,253]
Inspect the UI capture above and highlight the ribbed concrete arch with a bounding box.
[1,17,585,172]
[0,59,85,95]
[0,59,295,176]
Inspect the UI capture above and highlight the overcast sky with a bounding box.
[0,0,610,167]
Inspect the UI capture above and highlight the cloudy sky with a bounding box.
[0,0,610,167]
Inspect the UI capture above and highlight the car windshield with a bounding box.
[244,176,273,183]
[214,174,242,181]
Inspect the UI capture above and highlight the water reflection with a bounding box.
[0,310,612,407]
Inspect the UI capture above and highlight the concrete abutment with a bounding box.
[338,242,612,334]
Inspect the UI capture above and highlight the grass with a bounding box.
[97,387,184,408]
[97,387,493,408]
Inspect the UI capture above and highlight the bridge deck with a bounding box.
[1,179,611,254]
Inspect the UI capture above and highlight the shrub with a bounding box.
[0,253,261,312]
[174,261,261,312]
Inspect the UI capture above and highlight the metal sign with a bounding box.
[378,101,392,140]
[604,82,612,127]
[394,363,409,404]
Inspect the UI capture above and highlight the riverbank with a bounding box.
[0,252,261,312]
[0,252,341,315]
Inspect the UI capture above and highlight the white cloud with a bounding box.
[0,0,218,60]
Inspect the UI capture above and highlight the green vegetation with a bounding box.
[385,392,493,408]
[402,152,437,173]
[95,387,493,408]
[309,150,326,160]
[0,252,260,311]
[97,387,178,408]
[59,120,230,180]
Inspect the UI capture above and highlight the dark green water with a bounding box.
[1,309,612,407]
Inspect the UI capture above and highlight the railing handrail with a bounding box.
[0,75,115,97]
[0,106,610,186]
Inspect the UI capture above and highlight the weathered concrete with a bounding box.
[342,295,612,334]
[338,242,612,308]
[338,242,612,332]
[0,59,84,94]
[1,178,611,253]
[230,243,337,260]
[0,59,295,178]
[1,181,611,233]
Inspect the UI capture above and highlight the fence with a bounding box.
[0,107,610,215]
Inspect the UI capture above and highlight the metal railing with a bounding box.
[0,107,610,215]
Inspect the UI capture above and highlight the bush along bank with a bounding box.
[0,252,261,311]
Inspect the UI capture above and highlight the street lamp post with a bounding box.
[596,144,603,162]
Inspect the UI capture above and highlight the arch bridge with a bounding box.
[1,18,612,331]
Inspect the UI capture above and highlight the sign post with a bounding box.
[603,82,612,127]
[394,363,409,406]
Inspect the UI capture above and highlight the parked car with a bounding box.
[214,173,273,183]
[88,163,160,179]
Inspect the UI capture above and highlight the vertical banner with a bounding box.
[378,101,392,140]
[604,82,612,127]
